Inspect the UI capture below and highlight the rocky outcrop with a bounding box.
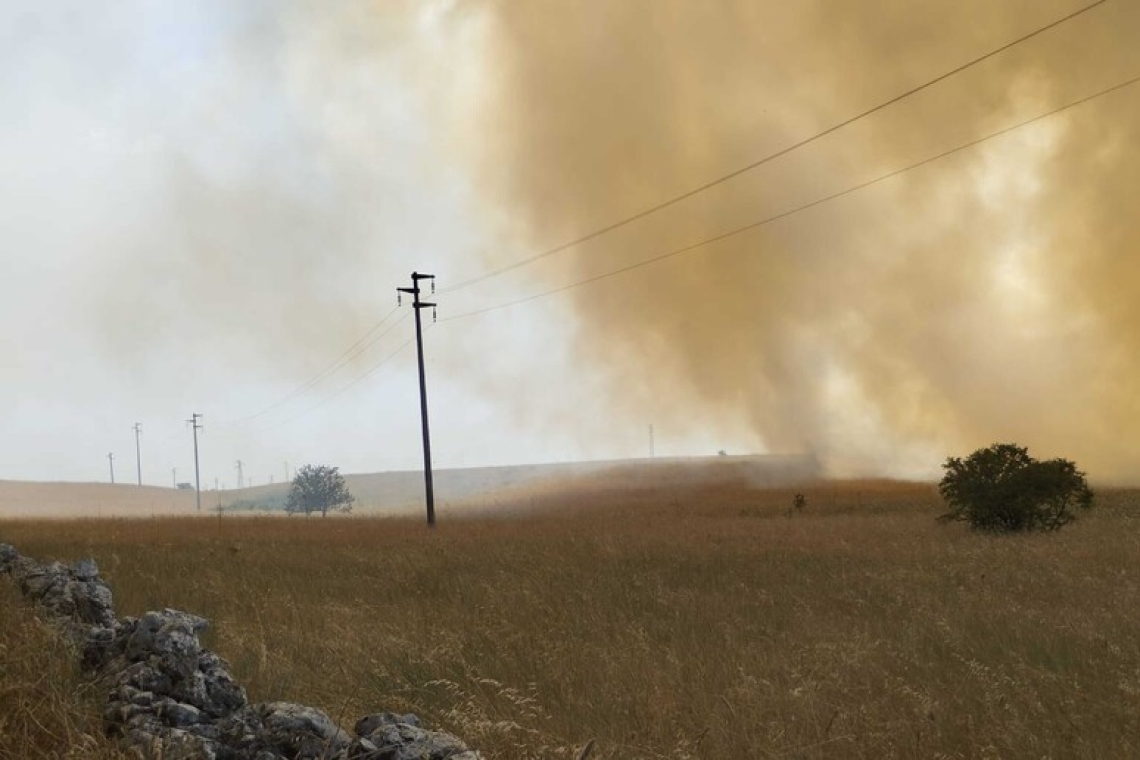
[12,555,116,630]
[350,712,479,760]
[0,542,480,759]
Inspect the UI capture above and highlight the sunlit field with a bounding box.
[3,480,1140,758]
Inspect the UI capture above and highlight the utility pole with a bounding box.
[398,271,437,527]
[172,467,177,488]
[133,422,143,486]
[108,452,115,484]
[235,460,244,489]
[284,461,290,482]
[187,413,203,512]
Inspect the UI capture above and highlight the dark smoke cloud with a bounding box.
[461,0,1140,479]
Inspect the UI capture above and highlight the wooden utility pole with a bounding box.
[188,413,203,512]
[398,271,437,527]
[108,452,115,484]
[133,422,143,486]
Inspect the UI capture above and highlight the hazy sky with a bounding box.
[3,1,1138,486]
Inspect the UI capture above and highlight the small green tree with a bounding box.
[938,443,1092,532]
[286,465,355,517]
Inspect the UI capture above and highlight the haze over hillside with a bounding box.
[0,454,818,519]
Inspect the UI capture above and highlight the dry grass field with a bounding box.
[2,477,1140,758]
[0,583,129,759]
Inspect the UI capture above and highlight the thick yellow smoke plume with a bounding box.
[456,0,1140,480]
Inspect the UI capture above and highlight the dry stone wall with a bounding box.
[0,543,480,760]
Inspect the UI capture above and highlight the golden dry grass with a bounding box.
[2,480,1139,758]
[0,583,129,759]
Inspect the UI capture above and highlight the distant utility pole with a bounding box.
[398,271,437,527]
[235,460,244,489]
[284,461,290,482]
[133,422,143,486]
[649,424,655,458]
[188,413,203,512]
[172,467,177,488]
[108,452,115,484]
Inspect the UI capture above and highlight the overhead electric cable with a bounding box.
[219,306,407,429]
[440,74,1139,323]
[441,0,1108,294]
[254,337,418,432]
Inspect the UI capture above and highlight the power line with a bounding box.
[440,74,1139,323]
[441,0,1108,294]
[220,306,406,428]
[254,336,419,432]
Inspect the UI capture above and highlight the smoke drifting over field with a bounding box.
[461,0,1140,479]
[3,1,1138,482]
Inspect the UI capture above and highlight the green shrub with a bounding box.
[938,443,1093,532]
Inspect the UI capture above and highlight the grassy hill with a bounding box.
[0,453,819,519]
